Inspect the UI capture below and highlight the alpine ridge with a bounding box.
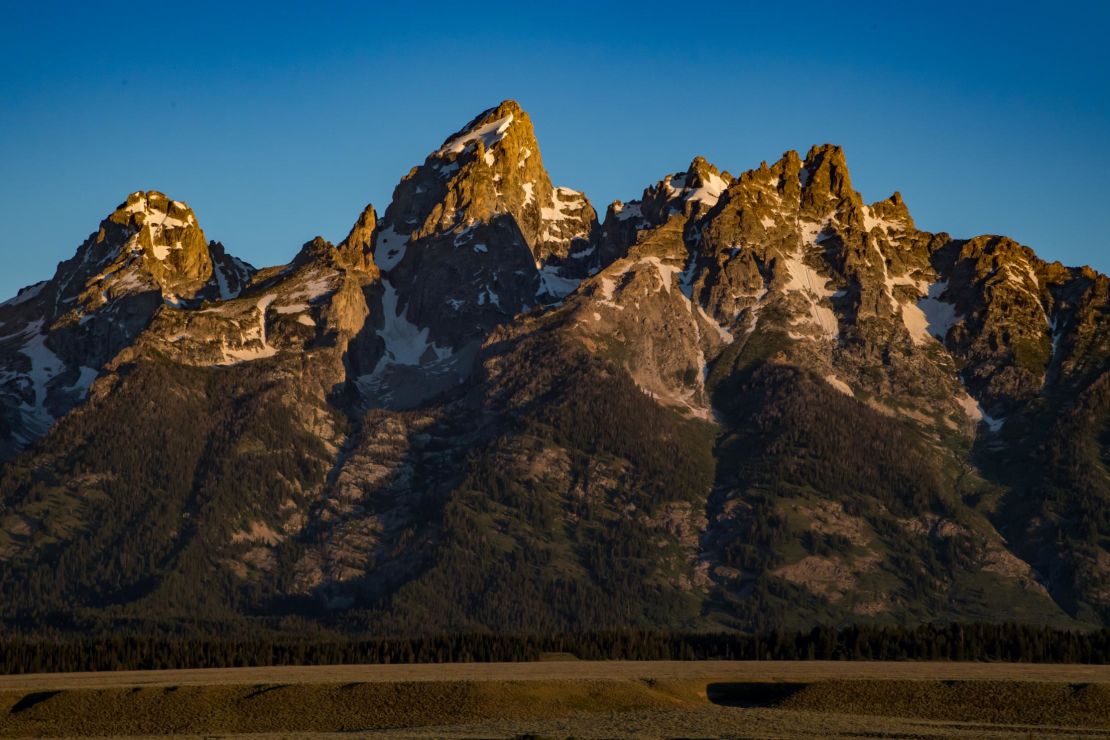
[1,100,1107,637]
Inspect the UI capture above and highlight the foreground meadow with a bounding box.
[1,660,1109,738]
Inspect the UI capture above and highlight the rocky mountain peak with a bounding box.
[439,99,525,158]
[109,190,196,226]
[871,190,909,214]
[867,191,915,231]
[337,203,378,269]
[377,100,596,267]
[293,235,338,266]
[687,155,730,187]
[378,100,537,247]
[667,156,733,214]
[110,191,211,288]
[291,218,383,284]
[205,241,255,301]
[932,234,1059,409]
[364,101,600,369]
[799,144,859,219]
[291,203,381,279]
[608,156,732,238]
[51,191,215,318]
[0,191,223,456]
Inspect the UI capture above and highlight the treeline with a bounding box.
[1,624,1108,675]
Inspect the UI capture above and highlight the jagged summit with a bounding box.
[336,203,379,274]
[68,190,212,309]
[367,100,599,364]
[291,206,380,279]
[432,99,524,164]
[868,191,915,230]
[376,99,595,268]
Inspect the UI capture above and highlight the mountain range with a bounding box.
[0,100,1107,635]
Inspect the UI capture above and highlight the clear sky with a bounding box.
[2,1,1107,299]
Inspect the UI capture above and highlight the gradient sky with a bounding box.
[2,1,1107,299]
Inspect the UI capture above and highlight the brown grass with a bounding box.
[767,679,1110,726]
[2,659,1107,691]
[1,662,1109,738]
[0,679,690,737]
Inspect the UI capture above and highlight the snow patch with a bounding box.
[900,302,931,345]
[124,197,194,229]
[286,274,335,303]
[274,303,309,314]
[372,280,451,369]
[670,171,728,208]
[212,262,233,300]
[956,393,1006,432]
[982,410,1006,432]
[436,112,514,160]
[780,245,839,340]
[9,321,65,436]
[540,187,590,244]
[66,365,99,395]
[477,287,501,308]
[917,281,959,340]
[452,223,479,247]
[956,393,982,423]
[798,219,828,247]
[613,202,643,222]
[434,161,459,178]
[862,205,904,234]
[1050,314,1063,359]
[374,225,409,271]
[594,275,623,310]
[696,172,730,206]
[537,265,581,299]
[0,281,47,308]
[219,294,279,364]
[642,256,682,294]
[678,253,697,300]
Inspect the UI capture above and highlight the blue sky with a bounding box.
[1,1,1107,299]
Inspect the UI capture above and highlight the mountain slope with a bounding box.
[0,101,1106,634]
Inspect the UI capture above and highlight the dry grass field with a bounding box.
[1,661,1109,738]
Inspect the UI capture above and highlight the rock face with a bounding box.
[0,101,1107,635]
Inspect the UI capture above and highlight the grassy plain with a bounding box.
[1,660,1108,738]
